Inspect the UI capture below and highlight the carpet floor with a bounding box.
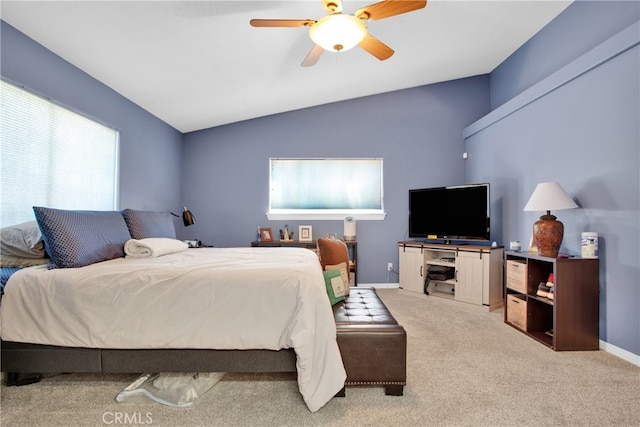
[1,288,639,426]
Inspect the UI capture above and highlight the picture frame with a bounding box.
[260,227,274,243]
[326,232,337,240]
[299,225,313,242]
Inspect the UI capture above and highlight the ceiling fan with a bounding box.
[250,0,427,67]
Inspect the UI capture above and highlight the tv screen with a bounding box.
[408,183,490,241]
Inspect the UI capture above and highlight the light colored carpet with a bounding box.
[1,289,639,426]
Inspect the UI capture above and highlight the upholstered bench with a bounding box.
[333,287,407,396]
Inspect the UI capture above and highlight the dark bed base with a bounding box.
[1,341,298,375]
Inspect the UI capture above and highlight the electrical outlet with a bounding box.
[387,262,393,271]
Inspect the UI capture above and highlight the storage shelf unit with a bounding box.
[504,251,599,351]
[252,240,357,285]
[398,241,504,310]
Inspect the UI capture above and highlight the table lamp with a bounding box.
[523,182,577,258]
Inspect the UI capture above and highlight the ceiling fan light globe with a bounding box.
[309,15,367,52]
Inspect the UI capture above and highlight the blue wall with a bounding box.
[490,0,640,109]
[468,1,640,357]
[0,22,183,216]
[181,77,489,283]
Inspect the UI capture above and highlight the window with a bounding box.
[0,80,119,227]
[268,158,386,220]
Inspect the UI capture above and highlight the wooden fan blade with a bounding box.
[250,19,315,28]
[301,44,325,67]
[322,0,343,14]
[358,34,394,60]
[355,0,427,21]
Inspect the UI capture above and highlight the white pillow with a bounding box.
[0,221,46,258]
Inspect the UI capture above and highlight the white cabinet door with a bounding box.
[485,248,504,309]
[455,250,484,305]
[399,246,425,294]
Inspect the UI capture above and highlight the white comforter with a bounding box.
[0,247,346,412]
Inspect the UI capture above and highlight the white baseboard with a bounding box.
[600,340,640,367]
[359,283,400,289]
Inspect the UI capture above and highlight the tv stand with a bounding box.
[398,241,504,310]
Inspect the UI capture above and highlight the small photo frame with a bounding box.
[260,227,273,242]
[326,232,337,240]
[299,225,313,242]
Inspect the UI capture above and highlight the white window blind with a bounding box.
[268,158,386,220]
[0,80,119,227]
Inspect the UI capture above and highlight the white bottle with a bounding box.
[581,232,598,258]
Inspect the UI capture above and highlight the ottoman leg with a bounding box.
[384,385,404,396]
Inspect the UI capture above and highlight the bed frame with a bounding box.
[1,341,298,383]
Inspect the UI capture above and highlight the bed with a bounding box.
[0,209,346,413]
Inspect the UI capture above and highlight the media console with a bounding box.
[398,241,504,310]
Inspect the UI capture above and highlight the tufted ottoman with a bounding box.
[333,288,407,396]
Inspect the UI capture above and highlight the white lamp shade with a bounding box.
[523,182,578,212]
[308,15,367,52]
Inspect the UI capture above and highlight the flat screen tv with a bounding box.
[408,183,490,242]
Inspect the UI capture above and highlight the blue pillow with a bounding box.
[33,207,131,269]
[121,209,176,239]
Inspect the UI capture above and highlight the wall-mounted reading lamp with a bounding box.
[172,207,196,227]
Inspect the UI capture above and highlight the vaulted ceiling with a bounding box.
[1,1,573,132]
